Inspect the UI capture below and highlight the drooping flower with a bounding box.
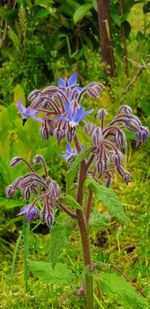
[84,105,149,186]
[57,102,93,128]
[17,100,44,124]
[6,156,61,228]
[17,205,39,222]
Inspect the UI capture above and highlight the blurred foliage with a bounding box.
[0,0,150,308]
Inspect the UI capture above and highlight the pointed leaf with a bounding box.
[61,194,81,209]
[73,4,93,24]
[85,178,127,223]
[29,261,73,285]
[98,272,149,309]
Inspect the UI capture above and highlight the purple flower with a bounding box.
[18,205,38,222]
[57,102,93,128]
[17,100,44,124]
[58,72,77,88]
[62,144,78,162]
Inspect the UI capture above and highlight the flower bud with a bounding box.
[112,152,121,166]
[105,172,112,187]
[140,126,149,142]
[54,128,65,143]
[84,123,95,135]
[19,176,33,188]
[5,185,15,198]
[124,172,130,185]
[40,207,55,228]
[92,128,103,145]
[67,128,74,143]
[50,181,61,200]
[40,125,49,140]
[87,88,99,98]
[28,90,41,101]
[24,187,31,201]
[118,105,132,115]
[9,157,21,168]
[97,109,107,121]
[33,155,44,164]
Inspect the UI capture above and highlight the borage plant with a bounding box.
[6,73,149,308]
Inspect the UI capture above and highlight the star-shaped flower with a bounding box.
[57,102,93,128]
[57,72,78,88]
[17,100,44,124]
[62,144,78,162]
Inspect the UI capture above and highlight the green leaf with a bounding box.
[85,178,127,223]
[35,8,51,19]
[73,3,93,24]
[61,194,81,209]
[0,197,24,209]
[98,272,149,309]
[90,208,111,228]
[29,261,73,285]
[66,146,92,193]
[49,218,71,268]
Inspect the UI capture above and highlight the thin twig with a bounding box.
[58,203,77,219]
[121,55,150,96]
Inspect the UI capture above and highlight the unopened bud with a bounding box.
[54,128,65,143]
[118,105,132,115]
[9,157,21,168]
[97,109,107,121]
[50,181,61,200]
[5,185,15,198]
[92,128,103,145]
[40,122,49,140]
[33,155,44,164]
[84,123,95,135]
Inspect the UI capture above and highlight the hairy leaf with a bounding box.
[85,178,127,223]
[49,218,71,268]
[61,194,81,209]
[29,261,73,285]
[90,208,111,229]
[98,272,149,309]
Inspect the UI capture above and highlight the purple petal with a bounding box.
[74,106,83,123]
[68,72,77,87]
[18,205,38,222]
[18,205,30,215]
[66,143,72,154]
[33,115,44,123]
[24,108,32,117]
[28,108,38,116]
[17,100,26,114]
[58,77,66,87]
[76,86,83,92]
[57,116,70,122]
[64,102,72,120]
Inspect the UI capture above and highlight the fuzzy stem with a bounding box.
[58,203,77,219]
[23,219,30,292]
[76,159,94,309]
[86,187,93,224]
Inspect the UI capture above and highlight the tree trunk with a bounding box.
[97,0,115,77]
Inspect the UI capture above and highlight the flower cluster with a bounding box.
[85,105,149,186]
[17,72,104,142]
[6,155,60,227]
